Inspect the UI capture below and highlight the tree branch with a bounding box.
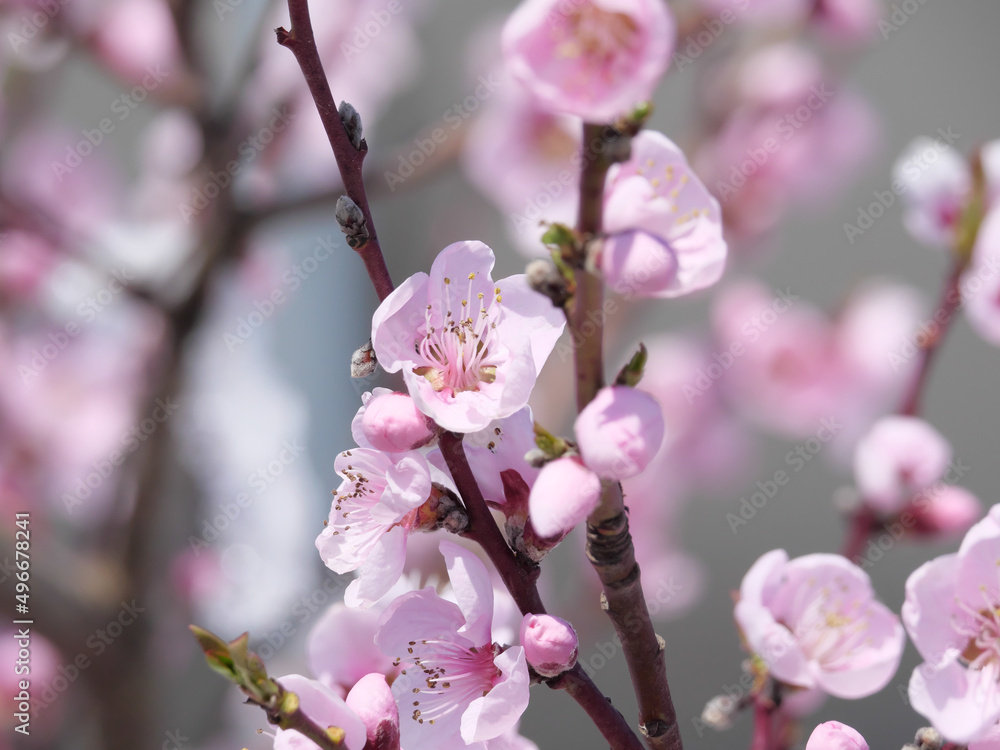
[571,122,684,750]
[438,431,643,750]
[276,0,394,302]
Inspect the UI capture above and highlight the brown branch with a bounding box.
[570,122,683,750]
[275,0,394,302]
[438,431,644,750]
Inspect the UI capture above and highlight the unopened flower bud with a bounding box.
[574,385,664,480]
[700,695,737,731]
[336,195,369,249]
[350,339,377,378]
[361,391,436,452]
[339,101,364,150]
[913,727,943,750]
[528,456,601,539]
[526,258,570,307]
[805,721,868,750]
[910,486,982,537]
[520,614,578,677]
[345,673,399,750]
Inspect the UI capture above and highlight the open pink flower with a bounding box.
[735,550,904,699]
[893,137,972,248]
[273,674,367,750]
[375,541,530,749]
[602,131,727,298]
[805,721,868,750]
[372,241,564,433]
[903,505,1000,743]
[963,206,1000,348]
[502,0,674,123]
[452,406,540,508]
[853,416,951,515]
[315,448,434,608]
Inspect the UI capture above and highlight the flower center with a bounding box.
[955,593,1000,673]
[784,582,871,670]
[552,4,638,79]
[402,640,501,726]
[414,273,502,394]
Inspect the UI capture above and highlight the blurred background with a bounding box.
[1,0,999,748]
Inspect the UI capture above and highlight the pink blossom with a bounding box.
[315,448,434,608]
[375,542,530,749]
[272,674,367,750]
[910,486,982,538]
[528,456,601,538]
[520,614,579,677]
[903,505,1000,743]
[372,241,564,433]
[462,76,581,257]
[971,726,1000,750]
[963,207,1000,347]
[502,0,675,123]
[307,602,399,696]
[805,721,868,750]
[853,416,951,515]
[893,137,971,248]
[451,406,539,508]
[735,550,904,699]
[812,0,881,43]
[353,388,436,453]
[345,673,400,750]
[92,0,181,85]
[575,385,664,480]
[603,131,727,298]
[694,45,878,245]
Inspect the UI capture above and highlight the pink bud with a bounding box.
[910,485,982,537]
[528,457,601,538]
[520,614,578,677]
[345,673,400,750]
[574,386,665,480]
[805,721,868,750]
[362,391,435,452]
[599,230,678,298]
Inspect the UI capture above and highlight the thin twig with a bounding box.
[276,0,394,302]
[438,432,644,750]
